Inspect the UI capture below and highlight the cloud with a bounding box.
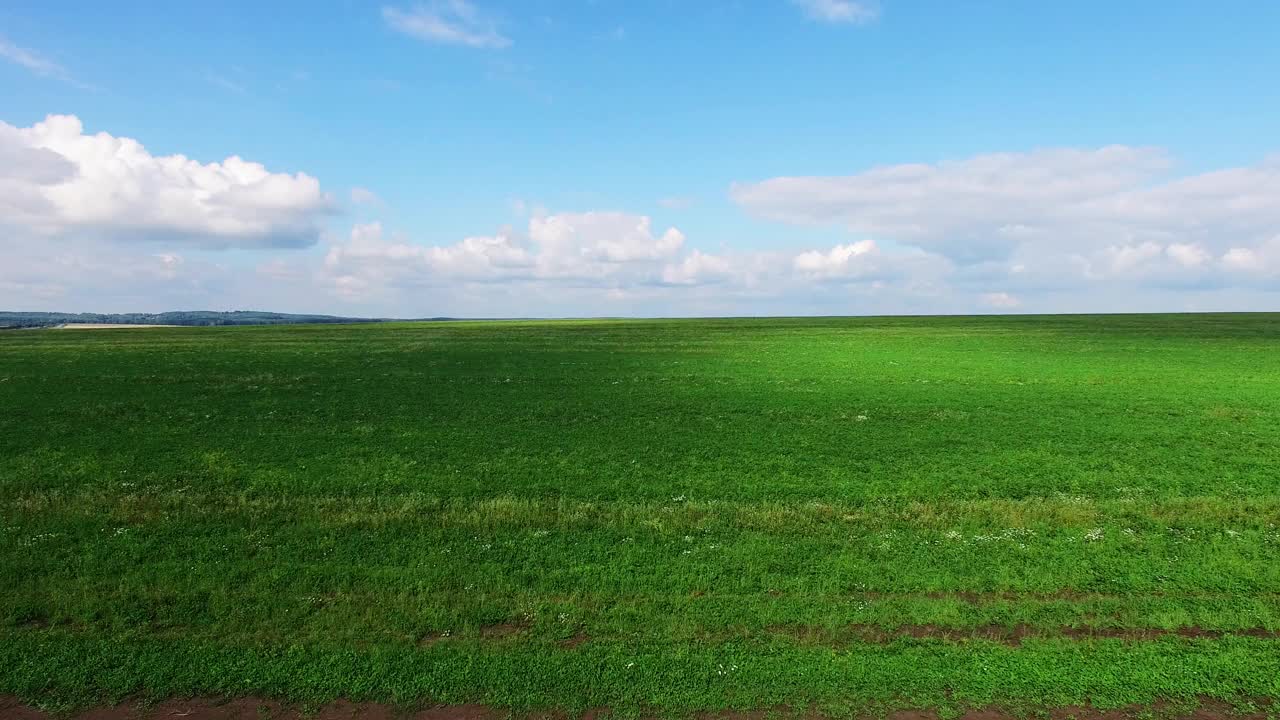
[1219,236,1280,277]
[0,234,226,310]
[6,111,1279,316]
[981,292,1021,309]
[792,0,879,24]
[383,1,511,49]
[324,211,687,295]
[350,187,383,206]
[732,148,1280,281]
[318,209,960,316]
[1166,243,1210,268]
[0,37,89,88]
[793,240,878,277]
[0,114,333,249]
[661,250,734,285]
[0,37,65,76]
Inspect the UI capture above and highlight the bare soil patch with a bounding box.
[479,622,527,640]
[767,624,1280,647]
[558,631,590,649]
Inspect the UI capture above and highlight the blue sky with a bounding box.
[3,0,1280,317]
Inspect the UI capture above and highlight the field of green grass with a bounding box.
[3,314,1280,716]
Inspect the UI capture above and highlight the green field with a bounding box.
[3,314,1280,716]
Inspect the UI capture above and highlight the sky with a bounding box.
[2,0,1280,318]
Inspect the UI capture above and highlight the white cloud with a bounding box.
[981,292,1021,309]
[1100,241,1164,275]
[0,236,223,310]
[317,209,964,317]
[1221,247,1260,273]
[383,1,511,49]
[0,37,93,89]
[0,38,65,77]
[792,0,879,24]
[1166,243,1210,268]
[1220,236,1280,277]
[0,114,332,249]
[5,111,1280,316]
[732,147,1179,259]
[531,212,684,270]
[793,240,877,277]
[732,148,1280,288]
[324,212,687,295]
[325,221,533,291]
[661,250,734,285]
[350,187,383,206]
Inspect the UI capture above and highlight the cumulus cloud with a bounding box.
[324,212,688,295]
[1219,236,1280,277]
[383,1,511,49]
[981,292,1021,309]
[317,208,960,317]
[0,114,332,248]
[7,111,1280,316]
[732,147,1175,258]
[661,250,734,285]
[1166,243,1210,268]
[792,0,879,24]
[732,147,1280,295]
[793,240,878,277]
[531,212,684,271]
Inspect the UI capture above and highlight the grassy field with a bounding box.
[3,314,1280,716]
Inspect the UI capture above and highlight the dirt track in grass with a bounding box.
[766,623,1280,646]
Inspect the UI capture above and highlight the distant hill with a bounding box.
[0,310,401,329]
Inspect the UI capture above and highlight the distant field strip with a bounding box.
[2,315,1279,714]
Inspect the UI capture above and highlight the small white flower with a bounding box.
[1084,528,1104,542]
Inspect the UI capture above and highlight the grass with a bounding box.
[2,313,1280,715]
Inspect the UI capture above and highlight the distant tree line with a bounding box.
[0,311,397,329]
